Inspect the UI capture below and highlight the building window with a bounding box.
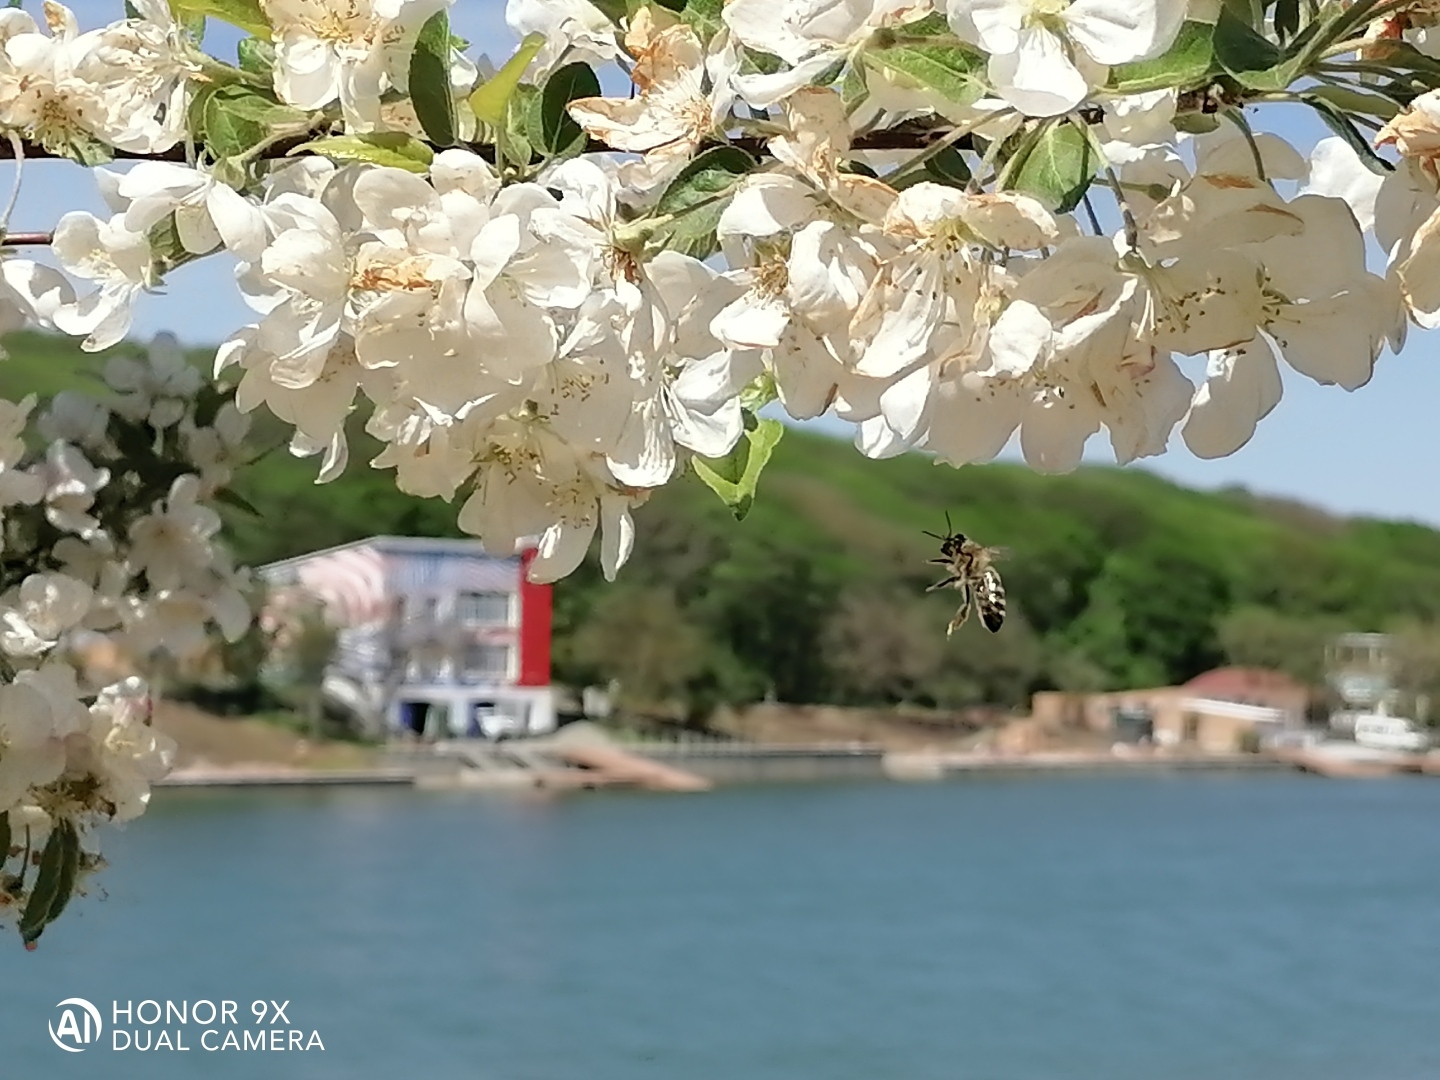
[402,594,442,622]
[461,643,511,682]
[404,644,449,684]
[456,590,512,626]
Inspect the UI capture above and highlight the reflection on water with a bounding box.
[6,773,1440,1080]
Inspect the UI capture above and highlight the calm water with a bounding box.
[5,773,1440,1079]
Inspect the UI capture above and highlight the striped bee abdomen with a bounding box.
[976,566,1006,633]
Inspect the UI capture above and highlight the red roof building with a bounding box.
[1181,667,1310,714]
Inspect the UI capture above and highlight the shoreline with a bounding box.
[152,745,1370,791]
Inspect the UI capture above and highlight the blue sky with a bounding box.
[23,1,1440,526]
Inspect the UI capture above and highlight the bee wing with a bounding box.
[985,546,1012,561]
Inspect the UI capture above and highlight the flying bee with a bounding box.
[923,513,1008,637]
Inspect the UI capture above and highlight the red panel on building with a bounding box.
[517,548,552,686]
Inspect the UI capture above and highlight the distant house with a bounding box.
[259,536,554,740]
[1030,666,1311,753]
[1181,667,1310,715]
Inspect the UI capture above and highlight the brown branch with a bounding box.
[0,142,188,162]
[0,121,991,168]
[2,232,54,245]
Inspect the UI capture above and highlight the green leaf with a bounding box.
[19,821,76,945]
[692,418,785,521]
[863,43,986,107]
[1008,122,1095,214]
[1174,110,1222,134]
[148,216,194,275]
[293,132,435,173]
[680,0,724,40]
[45,827,80,924]
[1306,83,1400,120]
[1213,7,1295,90]
[60,133,112,167]
[738,372,777,413]
[470,32,545,127]
[1295,0,1388,66]
[1221,0,1262,28]
[215,486,262,517]
[236,36,274,76]
[539,61,601,156]
[168,0,268,38]
[656,145,757,214]
[203,84,307,159]
[1304,95,1395,174]
[738,47,785,77]
[0,812,9,869]
[1274,0,1300,44]
[210,87,306,124]
[500,83,539,166]
[1110,22,1215,93]
[409,10,457,148]
[924,144,972,186]
[651,145,757,258]
[841,63,869,111]
[1376,40,1440,78]
[180,11,206,41]
[888,11,951,37]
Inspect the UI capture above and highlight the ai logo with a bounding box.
[49,998,103,1052]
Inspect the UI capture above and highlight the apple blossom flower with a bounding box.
[0,677,74,813]
[948,0,1187,116]
[49,210,152,352]
[103,332,204,429]
[116,162,267,260]
[0,572,93,658]
[261,0,454,132]
[724,0,936,106]
[568,8,737,191]
[506,0,617,79]
[127,474,223,593]
[34,440,109,536]
[69,0,201,153]
[0,2,94,155]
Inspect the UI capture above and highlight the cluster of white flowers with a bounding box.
[0,0,1434,939]
[0,335,252,946]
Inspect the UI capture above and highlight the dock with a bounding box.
[153,736,1440,792]
[156,767,415,788]
[1276,744,1430,778]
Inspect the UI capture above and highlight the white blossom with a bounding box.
[507,0,616,78]
[69,0,200,153]
[86,678,173,821]
[0,572,92,658]
[104,332,203,429]
[34,440,109,536]
[128,474,222,593]
[261,0,454,132]
[49,210,151,352]
[948,0,1187,116]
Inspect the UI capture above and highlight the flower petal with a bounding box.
[1182,338,1282,459]
[988,26,1088,117]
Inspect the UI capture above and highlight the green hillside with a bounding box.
[5,330,1439,715]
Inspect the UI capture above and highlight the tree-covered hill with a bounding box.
[6,330,1439,715]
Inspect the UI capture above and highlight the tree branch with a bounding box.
[0,122,1000,166]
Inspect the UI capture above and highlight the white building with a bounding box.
[260,536,556,740]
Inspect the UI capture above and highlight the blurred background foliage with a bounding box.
[11,331,1440,720]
